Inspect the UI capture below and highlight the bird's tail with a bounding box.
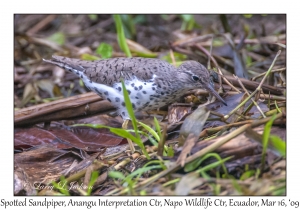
[43,55,85,73]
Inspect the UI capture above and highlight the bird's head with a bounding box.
[178,61,227,106]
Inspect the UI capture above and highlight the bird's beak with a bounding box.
[204,83,227,106]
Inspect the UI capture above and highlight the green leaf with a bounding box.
[243,14,253,18]
[147,135,159,147]
[81,53,100,61]
[259,114,278,174]
[199,171,210,179]
[161,52,187,64]
[88,14,98,21]
[212,183,221,195]
[87,171,99,195]
[212,39,224,47]
[96,43,113,59]
[138,121,160,142]
[163,178,180,187]
[139,119,170,155]
[133,15,147,24]
[51,176,70,195]
[180,14,198,31]
[143,160,167,171]
[231,179,242,194]
[121,82,135,125]
[47,32,65,46]
[122,165,162,189]
[270,135,286,157]
[72,123,142,146]
[196,156,232,174]
[246,55,252,67]
[185,153,231,178]
[160,14,169,21]
[262,114,277,156]
[140,190,147,195]
[79,79,84,87]
[121,80,149,158]
[181,14,194,22]
[125,165,162,182]
[108,171,126,180]
[274,101,282,113]
[131,51,157,58]
[113,14,132,57]
[167,146,174,157]
[153,117,162,140]
[120,14,136,39]
[240,170,256,180]
[110,128,140,143]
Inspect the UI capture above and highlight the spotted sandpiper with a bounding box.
[43,56,227,119]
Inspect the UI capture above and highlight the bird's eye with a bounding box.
[192,75,199,81]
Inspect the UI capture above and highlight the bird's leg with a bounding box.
[122,119,135,153]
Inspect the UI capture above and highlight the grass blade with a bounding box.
[113,15,132,57]
[121,80,149,159]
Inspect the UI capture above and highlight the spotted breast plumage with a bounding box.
[43,55,226,119]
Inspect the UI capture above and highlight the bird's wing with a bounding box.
[84,57,176,86]
[49,56,175,86]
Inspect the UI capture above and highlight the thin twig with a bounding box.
[26,15,57,35]
[251,68,286,81]
[233,74,266,118]
[224,50,281,120]
[207,35,214,69]
[172,34,214,47]
[169,49,176,66]
[194,44,241,93]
